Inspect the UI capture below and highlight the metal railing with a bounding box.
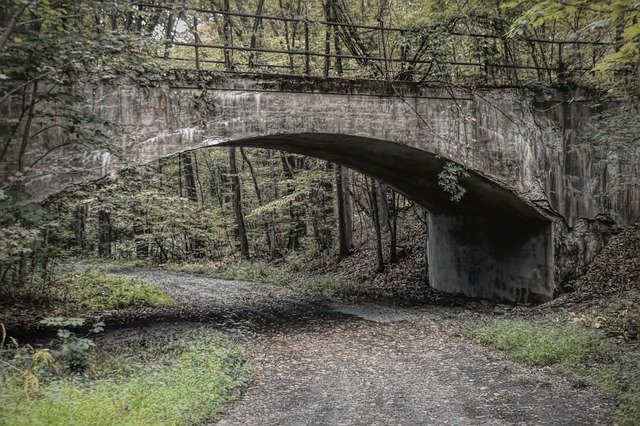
[103,1,616,86]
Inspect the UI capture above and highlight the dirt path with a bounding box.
[107,267,612,425]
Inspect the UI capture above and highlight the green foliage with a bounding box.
[0,189,65,304]
[58,268,174,312]
[467,319,611,366]
[0,330,249,425]
[39,317,105,373]
[505,0,640,75]
[437,162,469,202]
[0,324,59,394]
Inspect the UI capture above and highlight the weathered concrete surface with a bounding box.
[427,214,554,303]
[1,72,638,303]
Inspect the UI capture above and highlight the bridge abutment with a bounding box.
[427,214,554,304]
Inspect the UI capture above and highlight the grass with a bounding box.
[0,332,250,425]
[467,319,612,366]
[58,268,174,311]
[163,260,369,299]
[467,318,639,424]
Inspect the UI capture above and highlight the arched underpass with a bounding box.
[4,74,637,304]
[202,133,554,304]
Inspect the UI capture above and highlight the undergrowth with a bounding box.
[0,329,249,425]
[56,268,174,311]
[467,318,639,424]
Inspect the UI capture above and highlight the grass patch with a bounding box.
[467,319,612,366]
[0,332,249,425]
[467,318,639,424]
[163,260,369,300]
[58,268,174,311]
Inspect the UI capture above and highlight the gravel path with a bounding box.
[107,267,613,425]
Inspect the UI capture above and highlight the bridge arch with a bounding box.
[201,132,553,304]
[8,75,636,303]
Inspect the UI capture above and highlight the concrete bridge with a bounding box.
[2,72,638,303]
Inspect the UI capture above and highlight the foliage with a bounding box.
[0,188,65,304]
[505,0,640,75]
[39,317,104,373]
[0,324,59,395]
[437,162,470,202]
[56,268,174,312]
[0,0,162,304]
[467,318,612,366]
[0,329,249,425]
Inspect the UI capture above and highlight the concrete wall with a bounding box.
[428,214,553,303]
[1,72,638,302]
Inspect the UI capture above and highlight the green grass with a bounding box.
[0,333,249,425]
[59,268,174,311]
[467,319,612,366]
[467,318,639,424]
[163,260,368,299]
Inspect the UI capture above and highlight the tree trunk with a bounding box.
[336,164,353,259]
[280,153,306,250]
[181,152,206,257]
[369,178,384,272]
[74,204,88,254]
[229,147,250,259]
[98,210,112,258]
[240,147,274,257]
[382,185,398,263]
[181,152,198,202]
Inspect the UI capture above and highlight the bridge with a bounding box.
[1,4,638,304]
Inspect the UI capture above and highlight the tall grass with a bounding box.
[164,260,368,299]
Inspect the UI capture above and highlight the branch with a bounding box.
[0,2,29,53]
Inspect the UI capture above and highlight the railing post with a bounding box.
[193,17,201,71]
[399,30,406,80]
[304,20,310,75]
[323,20,331,76]
[378,19,388,79]
[223,0,233,70]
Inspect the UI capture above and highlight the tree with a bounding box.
[229,147,250,259]
[336,164,353,260]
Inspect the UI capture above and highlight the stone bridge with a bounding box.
[2,72,638,304]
